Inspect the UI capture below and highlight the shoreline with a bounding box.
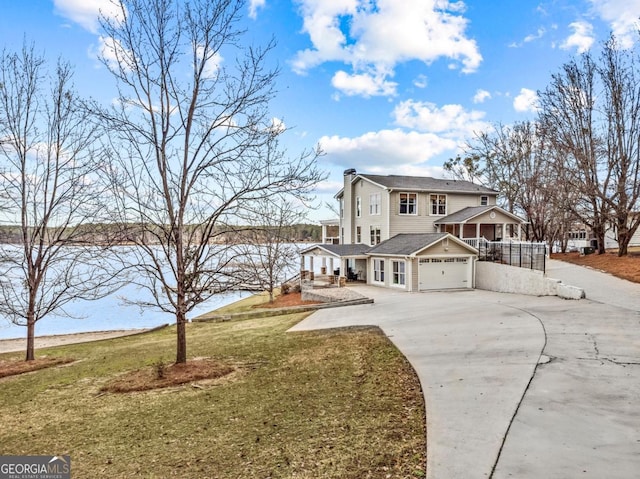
[0,328,161,355]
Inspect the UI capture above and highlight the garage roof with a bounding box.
[368,233,451,256]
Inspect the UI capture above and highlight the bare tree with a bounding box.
[599,36,640,255]
[234,196,306,302]
[450,122,566,244]
[96,0,323,364]
[538,35,640,255]
[0,45,115,361]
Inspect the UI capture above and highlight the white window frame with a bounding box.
[392,260,406,287]
[480,195,488,206]
[430,194,447,216]
[356,225,362,243]
[356,196,362,218]
[369,193,381,215]
[399,192,418,215]
[370,226,381,246]
[373,258,385,283]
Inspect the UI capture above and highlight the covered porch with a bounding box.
[436,206,526,245]
[300,244,370,285]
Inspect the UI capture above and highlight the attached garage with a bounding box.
[366,233,477,291]
[418,257,471,290]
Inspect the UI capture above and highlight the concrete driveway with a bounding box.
[289,266,640,479]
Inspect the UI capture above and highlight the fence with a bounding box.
[476,239,547,272]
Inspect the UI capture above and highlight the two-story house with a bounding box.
[302,169,526,292]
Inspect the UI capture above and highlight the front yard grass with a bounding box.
[0,306,426,478]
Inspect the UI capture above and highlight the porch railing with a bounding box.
[463,238,548,272]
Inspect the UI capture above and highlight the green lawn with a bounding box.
[0,306,426,478]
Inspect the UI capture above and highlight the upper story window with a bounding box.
[430,194,447,216]
[356,226,362,243]
[369,193,381,215]
[356,196,361,217]
[480,195,488,206]
[340,198,344,219]
[370,226,381,245]
[399,193,417,215]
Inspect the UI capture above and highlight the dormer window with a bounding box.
[399,193,417,215]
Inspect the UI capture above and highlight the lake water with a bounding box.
[0,283,252,340]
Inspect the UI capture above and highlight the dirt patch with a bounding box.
[254,291,321,309]
[100,358,235,393]
[552,251,640,283]
[0,357,75,378]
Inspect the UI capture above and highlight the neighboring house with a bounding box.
[301,169,527,291]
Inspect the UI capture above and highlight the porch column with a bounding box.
[300,254,305,272]
[329,257,335,274]
[476,223,480,239]
[459,223,465,238]
[517,224,522,240]
[309,256,314,274]
[322,224,328,244]
[501,223,506,240]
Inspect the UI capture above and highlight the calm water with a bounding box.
[0,284,251,340]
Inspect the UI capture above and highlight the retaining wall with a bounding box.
[476,261,585,300]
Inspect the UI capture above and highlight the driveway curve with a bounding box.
[290,287,546,479]
[290,271,640,478]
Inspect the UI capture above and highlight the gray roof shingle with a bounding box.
[367,233,449,256]
[310,243,371,257]
[360,174,497,194]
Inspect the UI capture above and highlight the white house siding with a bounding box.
[350,179,390,245]
[388,192,496,238]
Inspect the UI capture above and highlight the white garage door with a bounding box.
[418,257,470,290]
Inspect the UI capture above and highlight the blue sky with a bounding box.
[1,0,639,221]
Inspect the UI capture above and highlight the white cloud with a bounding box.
[53,0,122,33]
[249,0,266,19]
[319,129,458,168]
[317,100,490,171]
[92,35,136,71]
[196,45,223,78]
[589,0,640,49]
[513,88,539,113]
[331,69,397,97]
[413,74,428,89]
[561,21,595,53]
[292,0,481,97]
[511,27,547,48]
[473,89,491,104]
[525,27,546,43]
[393,100,489,137]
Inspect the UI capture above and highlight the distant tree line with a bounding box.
[446,34,640,256]
[0,223,322,245]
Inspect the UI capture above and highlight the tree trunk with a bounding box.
[176,309,187,364]
[26,312,35,361]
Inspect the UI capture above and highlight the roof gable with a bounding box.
[367,233,477,256]
[436,205,526,224]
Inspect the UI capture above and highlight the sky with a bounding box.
[1,0,640,221]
